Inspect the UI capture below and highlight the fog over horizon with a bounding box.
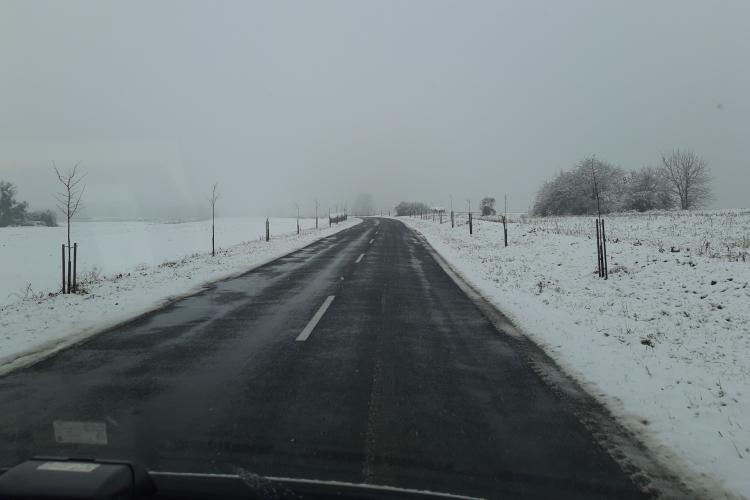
[1,1,748,220]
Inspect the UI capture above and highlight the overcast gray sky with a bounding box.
[1,0,748,218]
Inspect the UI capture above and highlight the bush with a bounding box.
[26,210,58,227]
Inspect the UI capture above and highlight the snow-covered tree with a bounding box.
[532,157,627,216]
[625,166,674,212]
[0,181,29,227]
[480,197,496,216]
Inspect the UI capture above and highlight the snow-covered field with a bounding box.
[0,216,360,375]
[1,216,330,308]
[400,210,750,498]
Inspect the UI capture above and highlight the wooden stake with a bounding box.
[601,219,608,280]
[596,219,602,278]
[62,244,66,294]
[73,243,77,292]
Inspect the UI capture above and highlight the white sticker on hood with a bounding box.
[53,420,108,445]
[38,462,100,473]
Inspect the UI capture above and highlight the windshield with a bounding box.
[1,2,748,499]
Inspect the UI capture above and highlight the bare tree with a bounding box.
[54,161,86,257]
[659,149,713,209]
[208,183,219,256]
[589,155,602,219]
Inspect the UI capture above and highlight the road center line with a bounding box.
[356,253,365,263]
[296,296,335,341]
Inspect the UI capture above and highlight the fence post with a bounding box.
[503,216,508,247]
[469,213,473,235]
[67,258,72,294]
[451,211,454,228]
[62,244,66,294]
[73,243,77,293]
[266,219,269,242]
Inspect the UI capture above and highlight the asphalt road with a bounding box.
[0,218,651,499]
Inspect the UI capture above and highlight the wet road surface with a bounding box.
[0,218,650,499]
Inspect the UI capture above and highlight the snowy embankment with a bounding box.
[0,216,361,376]
[400,210,750,498]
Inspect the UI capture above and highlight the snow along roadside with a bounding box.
[0,218,362,377]
[397,215,748,499]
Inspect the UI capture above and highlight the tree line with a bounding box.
[0,181,57,227]
[394,198,500,216]
[394,201,431,216]
[532,149,713,216]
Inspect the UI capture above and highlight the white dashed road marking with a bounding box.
[296,296,335,341]
[370,239,374,243]
[356,254,365,263]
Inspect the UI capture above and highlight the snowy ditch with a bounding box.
[399,210,750,498]
[0,216,361,376]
